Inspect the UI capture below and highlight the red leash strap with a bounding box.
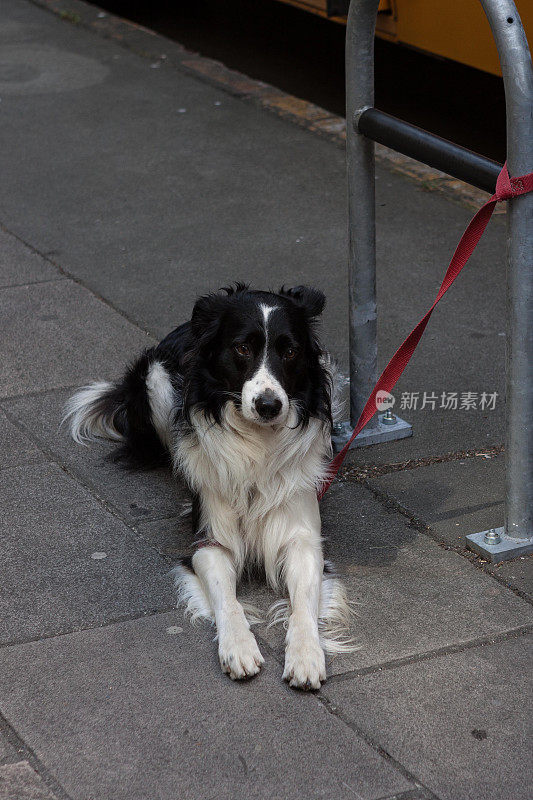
[318,163,533,500]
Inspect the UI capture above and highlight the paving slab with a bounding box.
[0,761,59,800]
[0,612,412,800]
[0,407,46,469]
[0,732,20,766]
[0,0,508,462]
[5,389,189,529]
[370,454,505,544]
[369,456,533,598]
[322,635,533,800]
[254,481,533,675]
[0,228,61,288]
[488,556,533,602]
[0,462,173,644]
[0,280,153,398]
[135,515,193,558]
[341,405,504,468]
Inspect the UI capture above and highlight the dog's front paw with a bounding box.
[218,627,264,681]
[283,637,326,690]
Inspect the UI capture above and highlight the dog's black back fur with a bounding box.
[103,323,191,467]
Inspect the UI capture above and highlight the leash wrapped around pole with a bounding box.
[318,163,533,500]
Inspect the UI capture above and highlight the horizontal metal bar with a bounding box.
[356,108,501,194]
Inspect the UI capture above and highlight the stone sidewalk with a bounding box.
[0,1,532,799]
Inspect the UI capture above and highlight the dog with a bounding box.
[65,284,353,689]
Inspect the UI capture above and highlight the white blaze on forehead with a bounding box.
[260,303,276,324]
[259,303,277,358]
[240,302,289,423]
[258,302,278,369]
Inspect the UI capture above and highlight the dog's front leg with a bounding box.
[281,497,326,690]
[192,544,264,681]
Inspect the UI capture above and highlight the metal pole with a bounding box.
[346,0,380,430]
[334,0,411,450]
[342,0,531,552]
[357,108,501,194]
[467,0,533,559]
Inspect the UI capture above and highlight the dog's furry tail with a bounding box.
[63,381,127,445]
[63,351,175,467]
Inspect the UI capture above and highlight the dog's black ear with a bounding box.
[280,285,326,318]
[221,282,249,296]
[191,284,249,339]
[190,292,226,345]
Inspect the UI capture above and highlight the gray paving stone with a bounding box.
[0,732,20,766]
[0,280,153,398]
[0,0,507,461]
[254,481,533,675]
[135,515,193,557]
[0,407,46,469]
[5,389,189,526]
[489,556,533,602]
[0,462,173,644]
[0,228,61,288]
[0,612,412,800]
[369,455,533,598]
[322,636,533,800]
[0,761,59,800]
[370,454,505,545]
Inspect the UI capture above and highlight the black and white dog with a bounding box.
[65,284,352,689]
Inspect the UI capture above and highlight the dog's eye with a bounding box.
[234,343,251,358]
[284,347,298,361]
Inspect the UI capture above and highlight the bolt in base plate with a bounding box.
[466,527,533,562]
[331,414,412,452]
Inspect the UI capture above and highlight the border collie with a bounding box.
[65,284,353,689]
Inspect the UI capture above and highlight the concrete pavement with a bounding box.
[0,1,532,798]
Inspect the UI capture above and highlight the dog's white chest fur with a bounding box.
[174,403,329,574]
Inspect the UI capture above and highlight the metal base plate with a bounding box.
[331,414,412,452]
[466,527,533,562]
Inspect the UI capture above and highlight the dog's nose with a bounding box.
[255,391,282,421]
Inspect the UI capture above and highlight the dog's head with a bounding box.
[185,284,331,428]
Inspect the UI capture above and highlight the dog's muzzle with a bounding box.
[254,389,282,421]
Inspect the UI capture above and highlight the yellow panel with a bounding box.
[378,0,532,77]
[273,0,532,76]
[376,0,397,37]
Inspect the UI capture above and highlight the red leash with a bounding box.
[318,163,533,500]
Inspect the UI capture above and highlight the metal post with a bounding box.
[340,0,531,557]
[466,0,533,560]
[357,109,501,193]
[333,0,412,451]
